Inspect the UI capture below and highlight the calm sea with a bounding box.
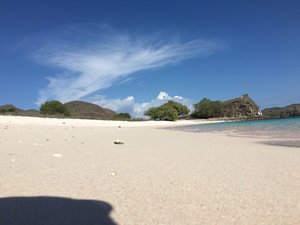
[177,117,300,140]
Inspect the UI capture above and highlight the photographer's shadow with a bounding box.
[0,196,117,225]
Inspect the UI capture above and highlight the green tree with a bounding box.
[144,107,160,120]
[165,100,190,116]
[114,113,131,120]
[40,100,71,117]
[158,105,178,121]
[145,105,178,121]
[144,100,189,121]
[192,98,223,119]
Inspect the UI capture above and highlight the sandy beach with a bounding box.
[1,116,300,225]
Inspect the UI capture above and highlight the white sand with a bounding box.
[0,115,220,127]
[0,116,300,225]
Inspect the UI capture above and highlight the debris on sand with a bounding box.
[114,140,124,145]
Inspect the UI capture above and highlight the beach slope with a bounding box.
[0,116,300,225]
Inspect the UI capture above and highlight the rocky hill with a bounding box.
[64,101,116,120]
[262,104,300,119]
[221,94,262,118]
[0,104,21,114]
[0,101,117,120]
[0,105,40,117]
[191,94,262,120]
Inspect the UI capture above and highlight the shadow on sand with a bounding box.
[0,196,117,225]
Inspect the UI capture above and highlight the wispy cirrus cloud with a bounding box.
[32,24,224,105]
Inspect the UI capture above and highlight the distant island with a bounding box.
[0,95,299,121]
[262,104,300,119]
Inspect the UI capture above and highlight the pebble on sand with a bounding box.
[111,172,116,176]
[114,140,124,144]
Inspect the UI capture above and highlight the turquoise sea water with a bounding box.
[178,117,300,139]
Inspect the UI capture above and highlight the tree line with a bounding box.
[144,98,223,121]
[39,98,225,121]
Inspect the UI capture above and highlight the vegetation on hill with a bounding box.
[40,101,71,117]
[144,100,190,121]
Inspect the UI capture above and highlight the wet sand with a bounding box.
[264,140,300,148]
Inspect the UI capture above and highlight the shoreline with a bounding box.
[169,128,300,148]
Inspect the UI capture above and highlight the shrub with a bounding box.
[40,101,70,117]
[114,113,131,120]
[144,100,189,121]
[192,98,223,119]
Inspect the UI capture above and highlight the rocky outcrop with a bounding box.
[64,101,116,120]
[221,94,262,118]
[262,104,300,119]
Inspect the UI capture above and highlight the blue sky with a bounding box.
[0,0,299,116]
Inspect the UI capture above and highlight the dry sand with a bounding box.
[0,116,300,225]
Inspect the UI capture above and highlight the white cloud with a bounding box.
[33,25,224,105]
[157,91,170,100]
[84,91,194,118]
[174,95,184,100]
